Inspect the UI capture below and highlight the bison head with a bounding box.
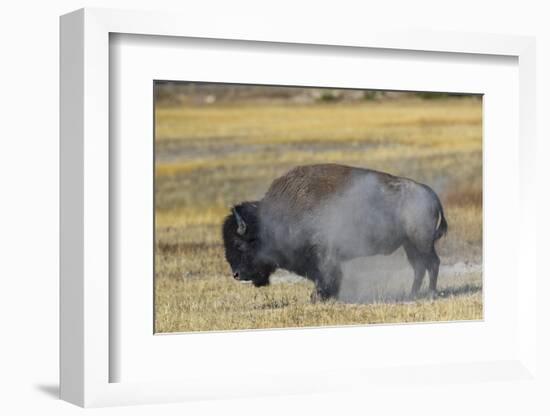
[222,201,275,287]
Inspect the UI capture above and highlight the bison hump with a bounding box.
[263,164,355,212]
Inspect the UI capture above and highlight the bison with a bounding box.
[222,164,447,301]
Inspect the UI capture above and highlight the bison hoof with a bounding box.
[311,290,333,303]
[310,291,321,303]
[408,292,419,302]
[428,290,440,300]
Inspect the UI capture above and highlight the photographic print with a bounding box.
[154,82,482,333]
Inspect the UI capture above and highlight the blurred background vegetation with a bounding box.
[155,81,478,106]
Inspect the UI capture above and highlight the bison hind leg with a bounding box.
[427,249,440,299]
[404,240,440,299]
[411,264,426,299]
[404,241,427,299]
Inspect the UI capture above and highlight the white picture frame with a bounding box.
[60,7,538,408]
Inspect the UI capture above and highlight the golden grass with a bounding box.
[155,143,480,178]
[155,274,482,333]
[156,99,481,144]
[154,97,483,332]
[156,206,228,228]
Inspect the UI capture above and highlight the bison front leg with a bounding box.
[310,264,342,302]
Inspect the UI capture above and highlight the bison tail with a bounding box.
[434,205,448,240]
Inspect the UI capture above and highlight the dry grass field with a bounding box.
[154,89,482,333]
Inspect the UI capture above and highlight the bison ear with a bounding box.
[232,206,247,236]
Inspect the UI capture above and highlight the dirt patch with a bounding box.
[271,257,482,304]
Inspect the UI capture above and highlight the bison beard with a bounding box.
[222,164,447,302]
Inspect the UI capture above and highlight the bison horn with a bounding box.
[232,207,247,235]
